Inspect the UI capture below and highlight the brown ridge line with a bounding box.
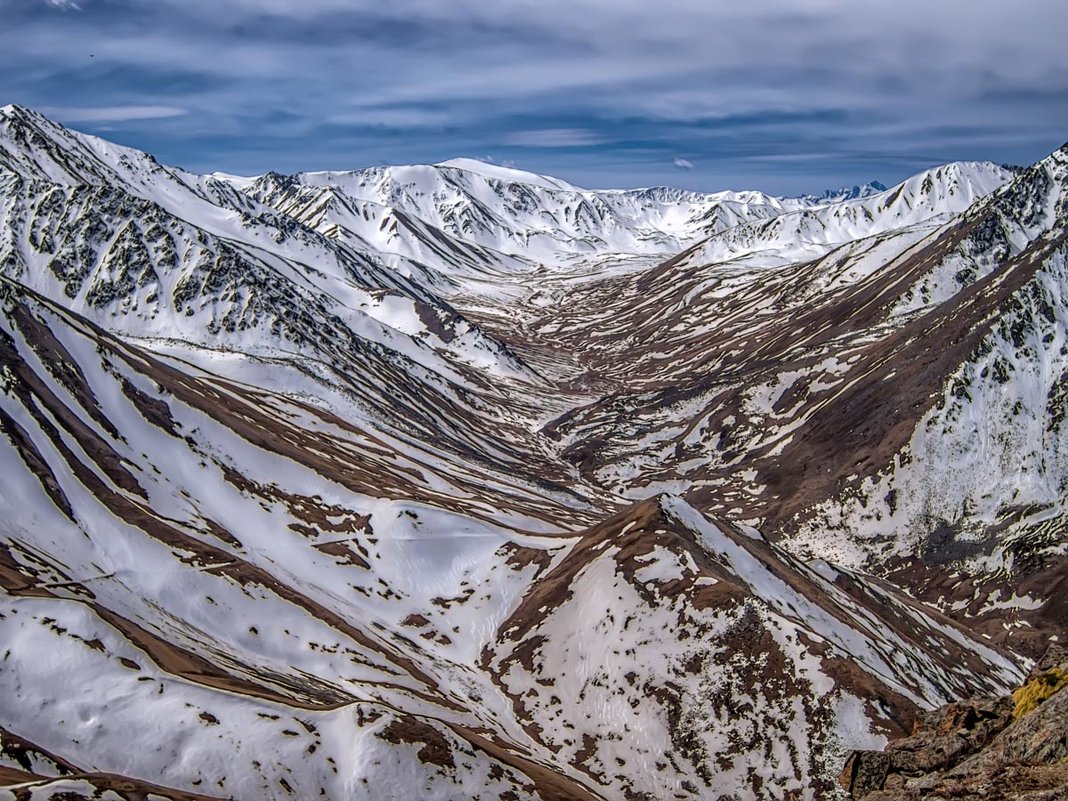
[3,545,466,713]
[0,406,76,523]
[0,765,38,785]
[1,722,229,799]
[9,298,122,442]
[0,769,227,801]
[0,306,147,501]
[0,725,82,776]
[0,724,225,799]
[0,284,470,708]
[447,722,609,801]
[0,546,350,710]
[0,543,60,598]
[105,312,590,528]
[2,275,588,532]
[354,698,610,801]
[90,605,353,711]
[0,395,458,711]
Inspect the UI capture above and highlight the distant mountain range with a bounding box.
[794,180,889,204]
[0,103,1064,801]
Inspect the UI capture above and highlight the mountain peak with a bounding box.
[0,103,51,126]
[0,103,39,127]
[434,157,579,191]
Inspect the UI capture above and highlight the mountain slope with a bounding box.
[509,146,1066,654]
[0,106,1060,801]
[0,270,1020,799]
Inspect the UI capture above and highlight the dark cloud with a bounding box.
[1,0,1065,193]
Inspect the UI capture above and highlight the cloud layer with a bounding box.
[2,0,1065,192]
[37,104,187,121]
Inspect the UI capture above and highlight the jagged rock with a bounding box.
[840,751,891,798]
[1028,644,1068,679]
[915,697,1014,737]
[841,696,1011,797]
[997,678,1068,764]
[844,665,1068,801]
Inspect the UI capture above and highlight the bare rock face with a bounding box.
[842,647,1068,801]
[840,751,892,799]
[1028,643,1068,679]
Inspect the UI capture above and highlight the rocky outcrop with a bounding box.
[841,646,1068,800]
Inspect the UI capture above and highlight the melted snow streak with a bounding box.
[0,104,1063,800]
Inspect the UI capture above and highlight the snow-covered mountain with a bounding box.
[0,104,1063,801]
[231,159,800,268]
[794,180,889,204]
[228,158,1012,277]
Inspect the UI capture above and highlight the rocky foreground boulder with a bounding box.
[841,646,1068,801]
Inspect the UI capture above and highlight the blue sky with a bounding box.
[2,0,1066,194]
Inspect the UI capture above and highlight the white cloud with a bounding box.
[326,107,452,129]
[477,155,518,168]
[38,105,188,122]
[43,0,81,9]
[502,128,607,147]
[672,157,694,170]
